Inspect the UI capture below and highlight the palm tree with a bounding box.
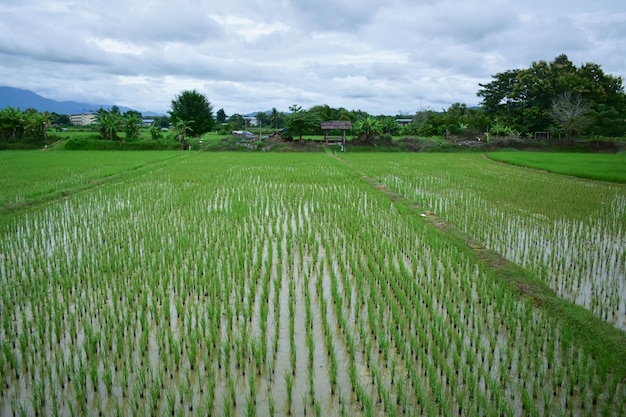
[268,108,281,130]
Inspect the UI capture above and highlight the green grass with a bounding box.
[487,151,626,183]
[0,151,181,210]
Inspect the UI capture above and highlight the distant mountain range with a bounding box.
[0,86,163,116]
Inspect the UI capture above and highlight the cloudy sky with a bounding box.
[1,0,624,115]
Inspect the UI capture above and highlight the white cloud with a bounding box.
[0,0,624,115]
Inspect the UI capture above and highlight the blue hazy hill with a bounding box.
[0,86,162,115]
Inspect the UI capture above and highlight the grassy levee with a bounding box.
[334,151,626,380]
[487,151,626,183]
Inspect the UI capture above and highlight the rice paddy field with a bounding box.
[0,151,625,417]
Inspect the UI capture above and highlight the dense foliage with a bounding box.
[284,110,322,139]
[169,90,215,137]
[477,54,626,137]
[0,107,50,145]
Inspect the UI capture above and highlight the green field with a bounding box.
[0,151,183,208]
[1,151,625,416]
[487,151,626,183]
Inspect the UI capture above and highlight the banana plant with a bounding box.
[97,110,122,141]
[173,117,194,150]
[355,116,383,142]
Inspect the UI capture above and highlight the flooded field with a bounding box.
[1,152,624,416]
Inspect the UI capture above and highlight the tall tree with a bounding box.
[268,107,281,129]
[477,54,626,137]
[216,108,227,124]
[309,104,334,121]
[50,112,70,126]
[228,114,245,130]
[550,92,592,140]
[255,111,269,128]
[169,90,214,136]
[284,111,321,140]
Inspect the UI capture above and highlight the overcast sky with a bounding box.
[1,0,624,115]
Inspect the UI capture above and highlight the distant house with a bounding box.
[69,113,97,126]
[142,119,154,127]
[395,118,413,126]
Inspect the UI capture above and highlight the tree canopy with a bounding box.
[284,111,322,140]
[477,54,626,137]
[169,90,214,137]
[216,108,227,124]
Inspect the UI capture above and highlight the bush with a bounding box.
[0,141,41,150]
[63,138,180,150]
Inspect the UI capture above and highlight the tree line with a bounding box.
[477,54,625,139]
[1,54,624,147]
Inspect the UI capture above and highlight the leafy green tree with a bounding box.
[228,114,245,130]
[216,108,227,124]
[466,107,491,135]
[169,90,214,136]
[50,112,70,127]
[268,108,281,129]
[309,104,333,121]
[477,54,626,137]
[337,108,354,122]
[152,116,170,129]
[284,111,321,140]
[124,110,143,119]
[404,110,446,137]
[440,103,468,136]
[590,105,625,137]
[255,111,269,128]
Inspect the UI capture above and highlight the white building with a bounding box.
[70,113,97,126]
